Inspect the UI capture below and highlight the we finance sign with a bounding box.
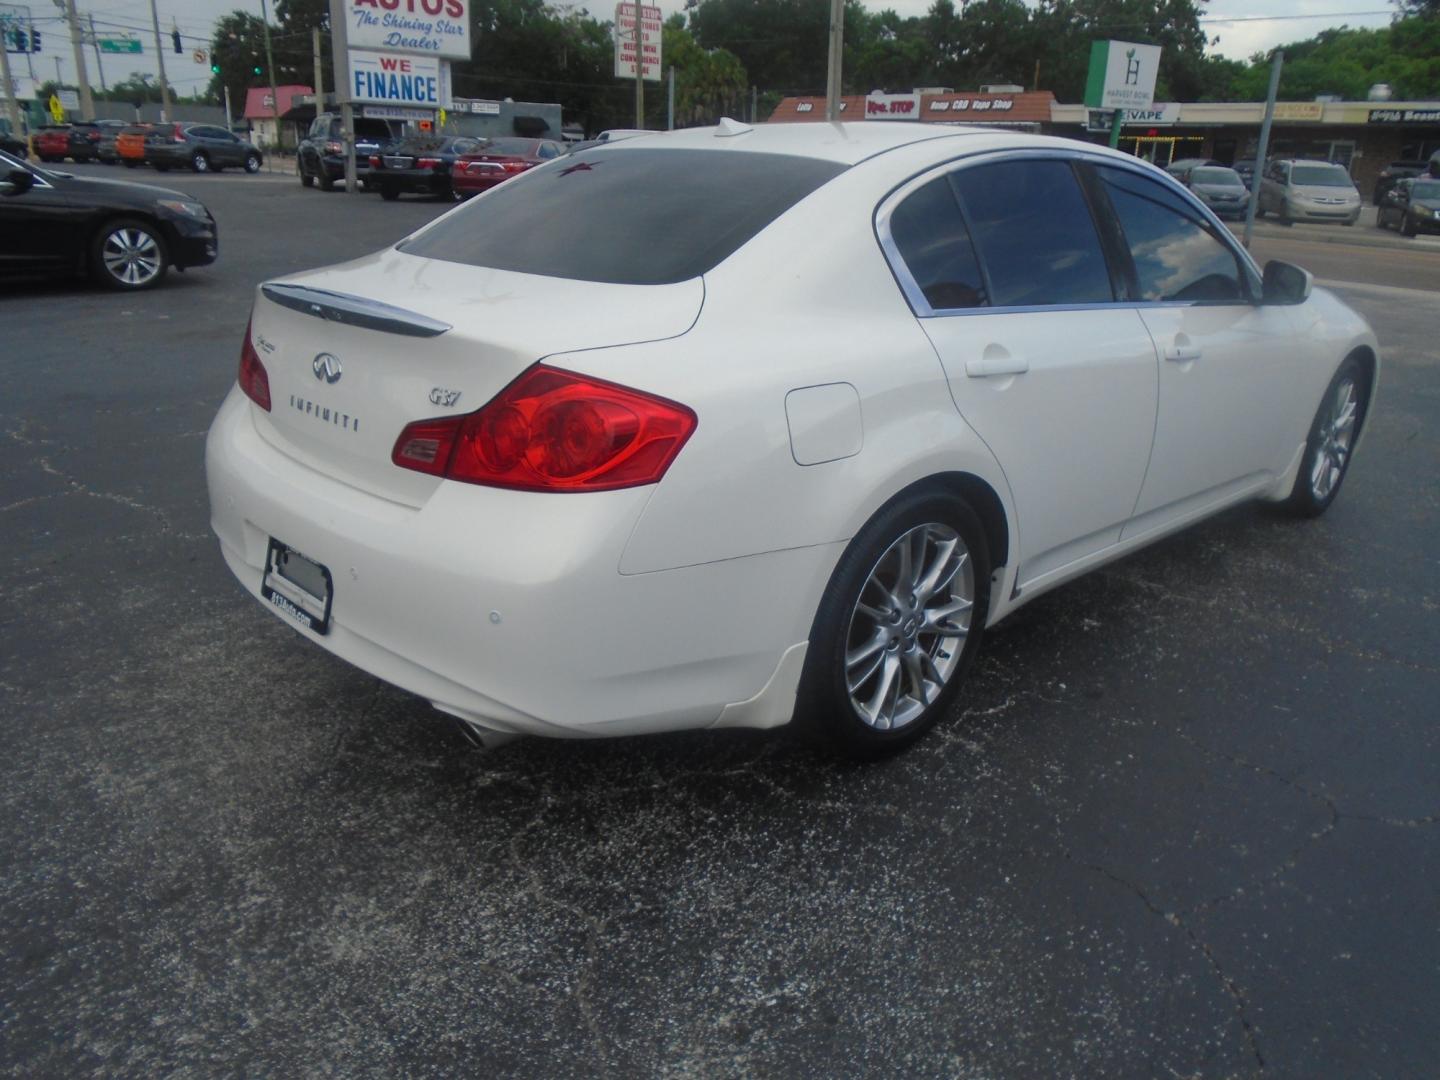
[347,0,470,60]
[348,50,443,107]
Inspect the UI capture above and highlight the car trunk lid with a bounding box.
[246,246,703,506]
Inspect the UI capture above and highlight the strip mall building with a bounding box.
[769,91,1440,201]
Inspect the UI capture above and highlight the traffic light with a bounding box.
[4,28,26,52]
[252,64,262,75]
[172,29,181,54]
[30,28,40,51]
[211,62,220,74]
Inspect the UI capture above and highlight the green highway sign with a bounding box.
[99,38,142,54]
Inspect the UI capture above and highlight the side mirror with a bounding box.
[1262,260,1312,306]
[0,167,34,197]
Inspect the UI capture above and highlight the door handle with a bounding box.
[965,354,1029,378]
[1164,345,1202,363]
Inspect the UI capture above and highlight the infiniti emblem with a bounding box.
[312,353,342,384]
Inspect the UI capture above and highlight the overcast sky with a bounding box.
[17,0,1398,99]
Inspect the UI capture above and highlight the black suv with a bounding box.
[145,123,263,174]
[1372,160,1427,206]
[298,114,398,190]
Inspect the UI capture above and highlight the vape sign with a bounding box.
[1083,40,1161,111]
[865,92,919,119]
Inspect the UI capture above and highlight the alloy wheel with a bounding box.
[844,522,974,731]
[102,228,162,287]
[1310,375,1357,501]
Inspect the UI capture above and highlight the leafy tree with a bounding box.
[663,21,749,125]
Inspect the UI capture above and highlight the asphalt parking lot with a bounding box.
[3,163,1438,1077]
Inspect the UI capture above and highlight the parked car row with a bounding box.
[1377,176,1440,236]
[115,123,263,173]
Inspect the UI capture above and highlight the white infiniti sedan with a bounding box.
[206,122,1378,757]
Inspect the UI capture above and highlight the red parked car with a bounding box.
[450,137,565,199]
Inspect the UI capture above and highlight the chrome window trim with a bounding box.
[0,149,55,189]
[875,146,1264,319]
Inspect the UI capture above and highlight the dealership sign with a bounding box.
[348,50,443,107]
[346,0,470,60]
[1083,40,1161,111]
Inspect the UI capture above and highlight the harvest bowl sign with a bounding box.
[347,0,470,60]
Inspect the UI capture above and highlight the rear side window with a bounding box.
[401,149,847,285]
[951,160,1113,307]
[1097,166,1246,303]
[886,177,986,310]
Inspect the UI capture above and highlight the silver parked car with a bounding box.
[1258,160,1361,226]
[1184,165,1251,220]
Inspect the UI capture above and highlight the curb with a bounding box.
[1228,220,1440,254]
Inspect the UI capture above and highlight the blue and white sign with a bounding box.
[344,0,470,61]
[348,49,442,108]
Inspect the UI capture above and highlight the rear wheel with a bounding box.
[244,153,261,174]
[1285,358,1368,517]
[300,167,314,188]
[91,218,168,291]
[796,490,990,759]
[122,160,138,168]
[318,169,335,192]
[380,186,400,201]
[191,151,209,172]
[1401,214,1418,237]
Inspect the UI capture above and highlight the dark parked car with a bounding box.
[297,113,398,190]
[0,118,24,158]
[1183,165,1251,220]
[1371,160,1427,206]
[0,148,218,290]
[94,119,127,163]
[450,137,564,198]
[1163,157,1222,184]
[143,123,263,173]
[1377,176,1440,236]
[365,135,486,200]
[116,124,164,168]
[1232,158,1259,187]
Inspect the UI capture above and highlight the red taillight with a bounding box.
[391,365,696,492]
[172,123,185,143]
[417,156,442,170]
[324,139,343,155]
[502,161,530,173]
[238,320,271,411]
[369,154,381,168]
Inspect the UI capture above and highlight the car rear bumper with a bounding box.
[452,171,514,195]
[205,387,822,739]
[364,168,450,194]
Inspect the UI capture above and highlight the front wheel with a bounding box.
[1401,214,1418,238]
[244,153,261,174]
[1285,358,1369,517]
[795,490,991,759]
[300,168,314,188]
[91,218,169,291]
[191,151,209,172]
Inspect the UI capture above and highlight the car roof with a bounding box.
[593,121,1053,166]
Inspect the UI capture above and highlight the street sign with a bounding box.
[342,0,471,61]
[48,93,64,122]
[99,37,143,54]
[58,88,79,109]
[192,49,207,64]
[1083,40,1161,111]
[347,49,441,108]
[614,2,660,82]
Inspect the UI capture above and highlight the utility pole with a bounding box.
[750,84,757,123]
[58,0,94,119]
[633,7,642,127]
[312,26,323,112]
[666,64,673,130]
[258,0,281,152]
[0,17,24,144]
[88,14,106,96]
[1243,49,1284,250]
[146,0,171,121]
[824,0,843,121]
[223,82,233,129]
[327,0,356,191]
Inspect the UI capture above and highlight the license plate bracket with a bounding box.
[261,538,333,635]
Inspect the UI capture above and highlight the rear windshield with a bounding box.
[1192,167,1243,186]
[400,148,846,285]
[1292,164,1352,187]
[478,138,538,156]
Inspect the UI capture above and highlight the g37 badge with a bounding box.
[429,387,462,407]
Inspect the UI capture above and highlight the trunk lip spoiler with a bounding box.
[260,282,452,338]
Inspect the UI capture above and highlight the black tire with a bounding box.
[122,160,138,168]
[318,169,335,192]
[300,168,314,188]
[1284,357,1369,518]
[380,186,400,201]
[1401,214,1417,238]
[191,151,209,172]
[243,153,261,174]
[154,163,169,173]
[794,489,991,759]
[90,217,169,291]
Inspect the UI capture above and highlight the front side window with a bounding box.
[950,159,1113,307]
[886,176,986,310]
[1097,166,1246,304]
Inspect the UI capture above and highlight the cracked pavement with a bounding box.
[2,169,1437,1077]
